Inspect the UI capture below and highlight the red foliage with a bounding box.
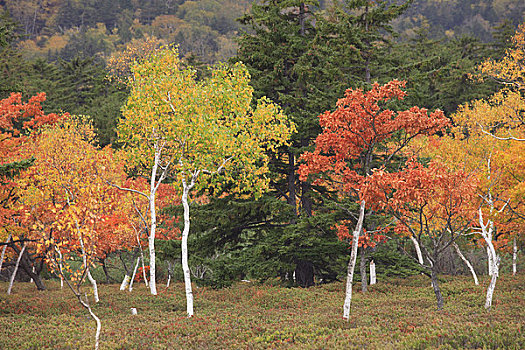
[299,80,450,246]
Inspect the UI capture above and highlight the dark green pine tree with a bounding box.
[0,10,28,99]
[235,0,347,286]
[35,57,126,146]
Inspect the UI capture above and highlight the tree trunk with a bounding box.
[120,275,130,290]
[148,191,158,295]
[135,236,148,287]
[56,247,64,289]
[166,260,173,288]
[181,184,194,317]
[87,270,99,303]
[287,151,297,221]
[410,236,424,265]
[487,246,493,276]
[295,260,314,287]
[148,144,163,296]
[79,293,101,350]
[430,267,444,310]
[0,234,11,280]
[360,247,368,292]
[7,243,26,295]
[101,258,111,284]
[513,237,517,276]
[129,257,140,292]
[484,240,500,310]
[370,260,376,285]
[79,237,99,303]
[20,254,46,290]
[343,200,366,320]
[452,242,479,285]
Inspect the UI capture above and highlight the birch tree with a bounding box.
[118,46,294,316]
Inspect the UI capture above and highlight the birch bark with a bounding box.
[0,234,11,275]
[181,174,196,317]
[513,237,517,276]
[343,200,366,320]
[120,275,130,290]
[129,257,140,292]
[7,243,26,295]
[487,246,493,276]
[452,242,479,285]
[410,236,424,265]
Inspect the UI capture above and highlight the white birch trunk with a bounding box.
[87,270,99,303]
[166,261,172,288]
[148,195,158,295]
[478,208,499,310]
[79,237,99,303]
[343,200,366,320]
[148,146,161,296]
[410,235,424,265]
[134,229,149,287]
[487,246,493,276]
[370,260,376,285]
[181,183,194,317]
[120,275,130,290]
[485,244,500,310]
[7,243,26,295]
[80,293,101,350]
[452,242,479,285]
[57,248,64,289]
[0,234,12,273]
[129,257,140,292]
[513,237,517,276]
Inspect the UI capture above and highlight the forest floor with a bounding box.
[0,274,523,349]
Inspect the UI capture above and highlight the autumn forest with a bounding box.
[1,0,524,349]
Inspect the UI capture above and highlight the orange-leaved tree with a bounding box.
[117,46,294,316]
[0,92,63,292]
[299,80,449,319]
[361,160,477,310]
[18,116,133,350]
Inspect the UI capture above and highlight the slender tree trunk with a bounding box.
[166,261,172,288]
[513,237,517,276]
[148,185,158,295]
[129,257,140,292]
[7,243,26,295]
[452,242,479,285]
[147,141,166,296]
[101,258,111,284]
[410,236,424,265]
[370,260,376,285]
[57,248,64,289]
[0,234,12,280]
[484,240,500,310]
[79,237,99,303]
[360,247,368,292]
[287,151,297,221]
[343,200,366,320]
[181,184,194,317]
[487,246,493,276]
[135,234,149,287]
[430,267,444,310]
[83,293,101,350]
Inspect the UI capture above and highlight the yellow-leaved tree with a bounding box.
[117,46,295,315]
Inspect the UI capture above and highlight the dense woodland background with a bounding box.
[1,0,524,290]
